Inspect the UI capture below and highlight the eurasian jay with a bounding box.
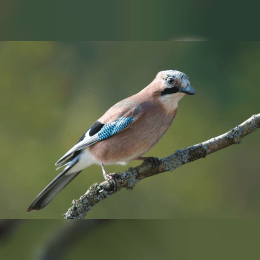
[27,70,196,212]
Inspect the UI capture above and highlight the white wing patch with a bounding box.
[55,129,99,166]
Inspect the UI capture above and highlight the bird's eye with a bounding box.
[167,77,174,85]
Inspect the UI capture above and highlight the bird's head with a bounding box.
[148,70,196,110]
[160,70,196,96]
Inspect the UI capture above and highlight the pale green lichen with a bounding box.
[162,148,189,172]
[227,125,243,139]
[249,120,258,131]
[121,167,139,190]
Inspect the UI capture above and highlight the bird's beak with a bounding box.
[180,85,196,95]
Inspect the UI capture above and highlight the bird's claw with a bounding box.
[105,174,118,192]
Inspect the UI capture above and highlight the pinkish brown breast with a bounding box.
[89,101,178,165]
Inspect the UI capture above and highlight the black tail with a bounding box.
[27,160,81,212]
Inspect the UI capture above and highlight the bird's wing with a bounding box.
[55,102,143,166]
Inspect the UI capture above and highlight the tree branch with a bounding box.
[63,113,260,219]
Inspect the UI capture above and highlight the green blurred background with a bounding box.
[0,220,259,259]
[1,0,259,40]
[0,41,259,219]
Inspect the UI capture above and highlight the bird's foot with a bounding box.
[101,163,118,191]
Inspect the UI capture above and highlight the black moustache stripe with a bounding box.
[161,86,179,96]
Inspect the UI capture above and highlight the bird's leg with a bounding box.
[101,163,109,180]
[101,163,117,191]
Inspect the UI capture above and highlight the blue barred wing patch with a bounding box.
[98,116,135,141]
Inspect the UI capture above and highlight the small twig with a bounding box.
[63,113,260,219]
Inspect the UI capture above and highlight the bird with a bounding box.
[27,70,196,212]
